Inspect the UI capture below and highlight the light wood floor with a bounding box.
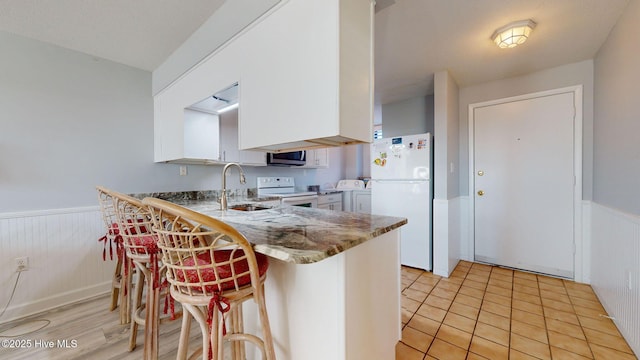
[0,294,205,360]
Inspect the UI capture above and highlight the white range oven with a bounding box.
[257,177,318,208]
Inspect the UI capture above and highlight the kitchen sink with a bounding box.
[230,204,270,211]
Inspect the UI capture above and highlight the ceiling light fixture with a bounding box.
[491,19,536,49]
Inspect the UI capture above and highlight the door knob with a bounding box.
[477,190,485,196]
[477,170,484,176]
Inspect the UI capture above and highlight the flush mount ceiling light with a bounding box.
[491,19,536,49]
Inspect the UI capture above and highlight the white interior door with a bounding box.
[473,91,576,278]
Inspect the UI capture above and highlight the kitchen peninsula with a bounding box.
[154,195,406,360]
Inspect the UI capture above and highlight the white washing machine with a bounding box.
[336,179,371,213]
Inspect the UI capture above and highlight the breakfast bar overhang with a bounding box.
[172,201,407,360]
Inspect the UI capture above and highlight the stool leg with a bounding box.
[211,308,220,360]
[109,255,122,311]
[143,271,160,360]
[177,309,191,360]
[120,257,133,325]
[257,285,276,360]
[231,305,245,360]
[128,263,145,351]
[183,304,209,360]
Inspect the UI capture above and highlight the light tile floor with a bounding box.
[397,261,637,360]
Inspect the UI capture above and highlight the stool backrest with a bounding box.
[108,191,157,257]
[96,186,119,242]
[142,197,262,296]
[96,186,122,261]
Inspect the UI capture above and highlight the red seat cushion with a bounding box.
[129,235,160,254]
[175,250,268,293]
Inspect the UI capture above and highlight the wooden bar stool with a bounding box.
[109,190,179,359]
[143,197,276,360]
[96,186,131,325]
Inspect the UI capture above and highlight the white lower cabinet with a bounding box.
[317,193,342,211]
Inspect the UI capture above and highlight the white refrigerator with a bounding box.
[371,133,432,270]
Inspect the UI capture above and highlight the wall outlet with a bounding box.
[179,165,188,176]
[15,256,29,272]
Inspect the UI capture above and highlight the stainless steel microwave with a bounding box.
[267,150,306,166]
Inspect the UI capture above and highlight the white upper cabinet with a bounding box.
[183,109,220,162]
[163,107,266,166]
[153,0,374,161]
[301,149,329,168]
[218,110,240,163]
[221,110,267,166]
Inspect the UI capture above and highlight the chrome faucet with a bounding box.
[220,162,246,210]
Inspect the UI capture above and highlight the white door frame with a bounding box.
[468,86,584,281]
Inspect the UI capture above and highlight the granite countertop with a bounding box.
[169,199,407,264]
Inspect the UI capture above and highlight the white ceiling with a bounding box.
[375,0,629,103]
[0,0,630,104]
[0,0,225,71]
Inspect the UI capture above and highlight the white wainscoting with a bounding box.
[580,200,592,284]
[0,206,113,324]
[433,199,449,277]
[433,197,465,277]
[590,202,640,356]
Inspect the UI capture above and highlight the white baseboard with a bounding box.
[0,281,111,324]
